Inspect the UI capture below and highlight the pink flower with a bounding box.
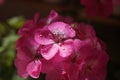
[40,55,69,80]
[78,42,109,80]
[43,38,109,80]
[15,10,109,80]
[73,23,96,40]
[15,33,42,78]
[15,10,75,79]
[34,22,76,60]
[73,22,108,51]
[18,10,58,36]
[61,39,109,80]
[80,0,113,17]
[15,13,46,78]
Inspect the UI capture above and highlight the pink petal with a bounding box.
[14,58,29,78]
[74,39,90,53]
[46,10,58,24]
[40,44,59,60]
[59,39,74,57]
[18,20,34,35]
[48,22,75,38]
[16,35,39,53]
[16,48,32,61]
[77,23,96,40]
[26,60,41,78]
[33,13,40,23]
[40,59,53,73]
[34,29,54,45]
[46,69,62,80]
[41,54,64,74]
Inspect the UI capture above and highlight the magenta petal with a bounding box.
[46,10,58,24]
[74,39,90,53]
[48,22,76,38]
[40,59,53,73]
[18,20,34,35]
[33,13,40,23]
[40,44,59,60]
[46,69,62,80]
[34,29,54,45]
[16,49,32,61]
[59,39,74,57]
[14,58,29,78]
[26,60,41,78]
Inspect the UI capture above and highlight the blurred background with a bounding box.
[0,0,120,80]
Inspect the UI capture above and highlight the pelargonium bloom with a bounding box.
[15,10,109,80]
[34,22,76,60]
[78,40,109,80]
[15,10,75,79]
[80,0,113,17]
[15,34,42,78]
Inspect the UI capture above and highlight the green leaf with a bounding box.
[7,16,26,29]
[0,23,8,37]
[0,31,19,67]
[12,74,26,80]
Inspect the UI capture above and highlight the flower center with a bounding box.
[53,31,65,43]
[71,53,80,64]
[34,51,42,60]
[85,60,95,72]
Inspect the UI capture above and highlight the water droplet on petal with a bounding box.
[39,34,42,37]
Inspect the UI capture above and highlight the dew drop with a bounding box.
[39,34,42,37]
[48,33,51,36]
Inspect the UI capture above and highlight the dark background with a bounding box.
[0,0,120,80]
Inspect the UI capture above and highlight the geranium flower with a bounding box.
[15,35,42,78]
[15,10,75,79]
[34,22,76,60]
[43,37,109,80]
[78,42,109,80]
[18,10,59,36]
[80,0,113,17]
[15,10,109,80]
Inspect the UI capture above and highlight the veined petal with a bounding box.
[59,39,74,57]
[40,44,59,60]
[74,39,90,53]
[33,13,40,23]
[18,20,34,35]
[46,69,62,80]
[34,29,54,45]
[48,22,76,38]
[26,60,41,79]
[14,58,29,78]
[46,10,58,24]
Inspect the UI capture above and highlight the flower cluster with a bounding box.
[14,10,109,80]
[80,0,120,17]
